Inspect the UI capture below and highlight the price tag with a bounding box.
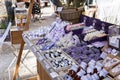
[50,72,59,78]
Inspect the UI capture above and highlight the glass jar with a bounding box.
[15,8,27,30]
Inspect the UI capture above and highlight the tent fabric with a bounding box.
[96,0,120,25]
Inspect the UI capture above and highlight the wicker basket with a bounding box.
[60,8,83,23]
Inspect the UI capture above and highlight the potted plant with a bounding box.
[0,17,7,36]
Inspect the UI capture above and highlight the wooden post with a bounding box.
[13,39,25,80]
[25,0,34,30]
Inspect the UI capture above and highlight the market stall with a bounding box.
[11,1,120,79]
[21,15,120,80]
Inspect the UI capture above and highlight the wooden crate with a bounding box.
[10,28,23,44]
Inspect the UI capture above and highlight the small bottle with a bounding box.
[68,65,79,78]
[87,65,94,75]
[22,15,27,29]
[74,69,86,80]
[64,74,73,80]
[77,66,82,72]
[16,15,21,30]
[91,73,99,80]
[88,59,96,66]
[80,62,87,70]
[99,69,108,80]
[74,74,81,80]
[94,61,103,73]
[81,75,88,80]
[93,67,98,73]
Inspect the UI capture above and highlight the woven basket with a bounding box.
[60,8,83,23]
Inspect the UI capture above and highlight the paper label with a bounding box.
[80,62,87,69]
[56,7,63,12]
[95,65,102,72]
[45,54,50,59]
[77,69,85,77]
[100,52,107,59]
[112,49,117,53]
[93,74,99,80]
[50,72,59,78]
[101,69,108,77]
[88,60,96,66]
[87,67,93,74]
[70,65,78,72]
[86,74,92,79]
[109,37,119,48]
[96,61,103,67]
[16,19,21,23]
[111,49,118,56]
[22,18,26,23]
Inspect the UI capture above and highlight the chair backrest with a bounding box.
[0,22,12,44]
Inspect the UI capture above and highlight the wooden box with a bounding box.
[10,28,23,44]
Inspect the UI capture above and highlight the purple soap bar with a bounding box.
[89,54,96,58]
[82,58,90,63]
[80,55,87,59]
[88,49,95,54]
[82,50,89,55]
[77,59,82,64]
